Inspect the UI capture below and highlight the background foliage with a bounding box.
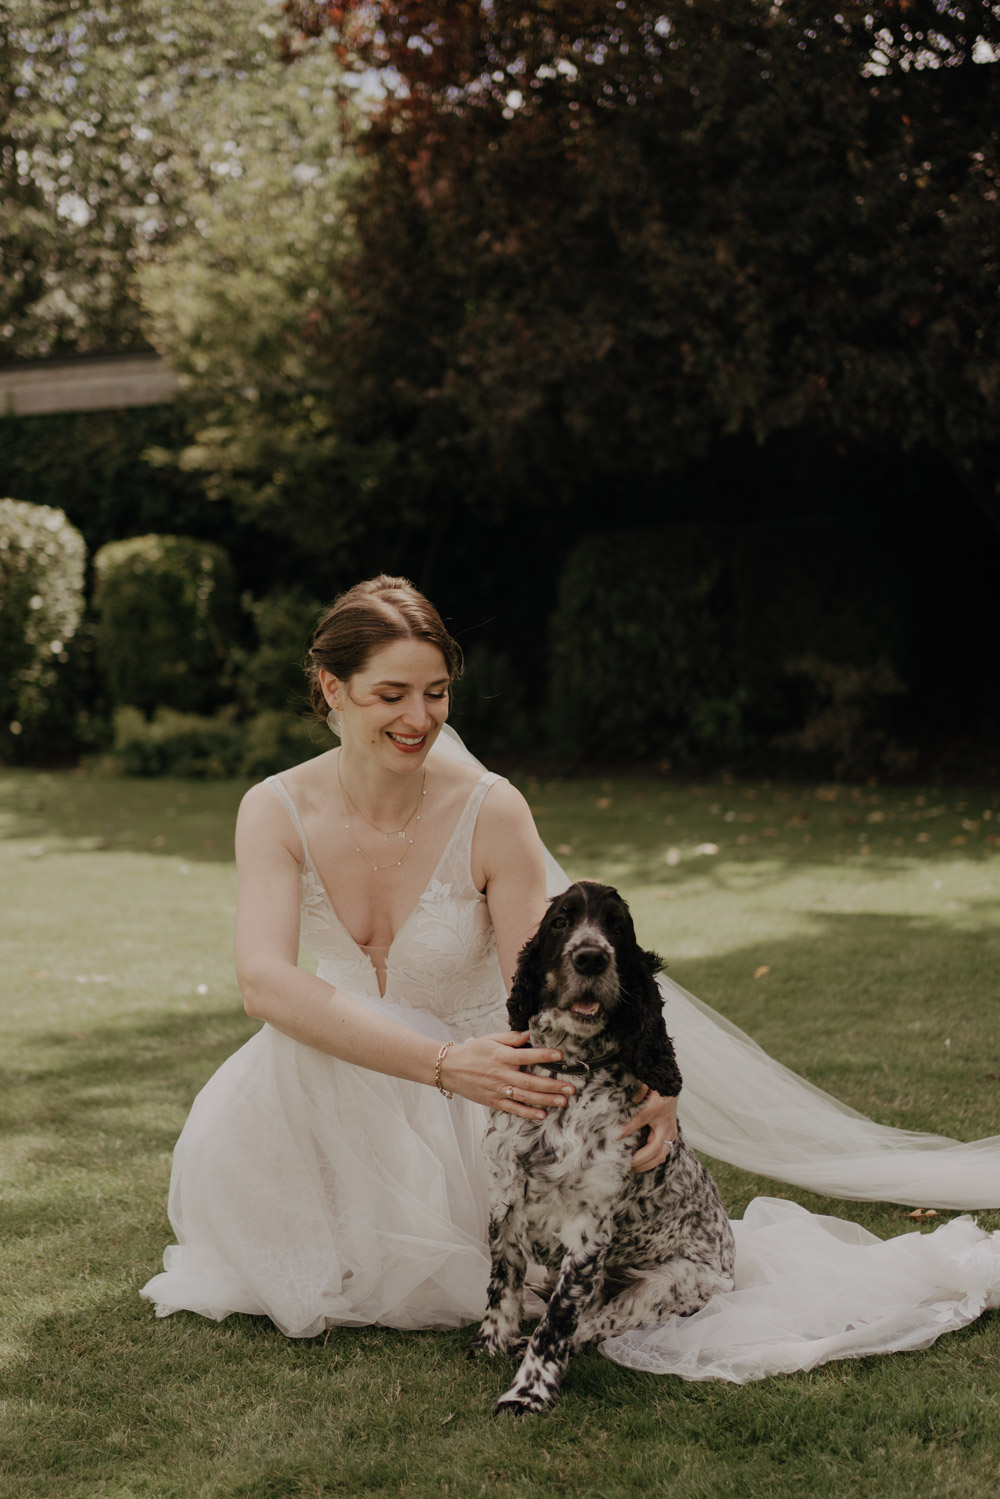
[92,534,238,717]
[2,1,999,772]
[0,498,86,761]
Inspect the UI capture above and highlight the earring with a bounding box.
[326,707,342,737]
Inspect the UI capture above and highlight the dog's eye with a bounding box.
[551,915,569,929]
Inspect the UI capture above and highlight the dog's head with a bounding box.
[508,881,682,1096]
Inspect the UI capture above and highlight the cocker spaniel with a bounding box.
[471,880,735,1415]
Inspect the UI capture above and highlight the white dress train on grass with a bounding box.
[141,727,1000,1382]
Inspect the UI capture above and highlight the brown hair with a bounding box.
[307,574,463,721]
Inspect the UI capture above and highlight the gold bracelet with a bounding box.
[434,1040,454,1098]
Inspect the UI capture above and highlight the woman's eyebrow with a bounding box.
[371,678,451,688]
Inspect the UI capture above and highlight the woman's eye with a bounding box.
[427,691,448,701]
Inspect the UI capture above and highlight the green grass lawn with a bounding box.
[1,766,998,1499]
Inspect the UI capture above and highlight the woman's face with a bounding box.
[321,638,450,772]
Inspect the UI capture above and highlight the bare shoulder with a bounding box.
[267,748,338,810]
[479,776,536,834]
[474,777,545,881]
[236,776,301,862]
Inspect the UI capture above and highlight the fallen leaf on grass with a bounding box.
[693,842,719,856]
[753,965,770,980]
[595,797,613,810]
[26,969,49,978]
[664,847,681,866]
[907,1209,938,1220]
[555,843,574,856]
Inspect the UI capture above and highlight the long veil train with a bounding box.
[436,725,1000,1380]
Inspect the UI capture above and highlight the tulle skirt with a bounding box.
[141,999,492,1338]
[601,1198,1000,1382]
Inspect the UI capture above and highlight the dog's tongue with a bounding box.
[572,1000,601,1016]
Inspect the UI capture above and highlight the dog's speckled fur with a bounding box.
[470,881,735,1416]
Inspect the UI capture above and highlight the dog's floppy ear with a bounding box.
[614,946,683,1097]
[506,922,548,1032]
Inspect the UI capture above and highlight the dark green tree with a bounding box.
[273,0,1000,535]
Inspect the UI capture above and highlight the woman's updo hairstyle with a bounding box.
[307,575,463,722]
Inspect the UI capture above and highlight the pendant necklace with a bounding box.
[337,757,427,872]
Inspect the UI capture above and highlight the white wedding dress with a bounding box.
[141,728,1000,1382]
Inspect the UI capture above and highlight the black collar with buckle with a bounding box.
[535,1060,592,1078]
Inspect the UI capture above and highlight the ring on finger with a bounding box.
[504,1085,515,1100]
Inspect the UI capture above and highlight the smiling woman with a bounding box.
[141,575,1000,1384]
[141,574,678,1338]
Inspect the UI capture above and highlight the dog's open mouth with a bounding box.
[569,999,603,1022]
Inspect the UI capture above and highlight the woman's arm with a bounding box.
[474,778,550,990]
[233,782,569,1114]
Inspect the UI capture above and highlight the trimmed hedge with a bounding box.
[547,523,913,771]
[548,528,746,765]
[108,706,326,779]
[0,498,86,760]
[93,534,237,716]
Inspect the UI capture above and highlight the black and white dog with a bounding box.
[471,881,735,1415]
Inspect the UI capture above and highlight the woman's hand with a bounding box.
[439,1032,574,1119]
[618,1088,678,1173]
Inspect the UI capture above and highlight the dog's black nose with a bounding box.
[571,945,609,976]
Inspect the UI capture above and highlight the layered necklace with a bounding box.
[337,756,427,872]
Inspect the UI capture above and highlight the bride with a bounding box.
[141,575,1000,1383]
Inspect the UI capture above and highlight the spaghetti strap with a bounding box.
[264,774,312,864]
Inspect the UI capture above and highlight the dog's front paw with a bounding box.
[493,1387,554,1418]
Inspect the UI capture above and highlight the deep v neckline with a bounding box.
[268,771,492,988]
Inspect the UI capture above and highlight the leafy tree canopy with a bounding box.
[1,0,337,356]
[271,0,1000,532]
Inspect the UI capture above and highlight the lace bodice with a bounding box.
[265,771,509,1041]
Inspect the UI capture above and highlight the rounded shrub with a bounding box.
[0,498,86,760]
[547,528,746,764]
[93,534,237,715]
[107,705,326,779]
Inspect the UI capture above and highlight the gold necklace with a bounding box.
[337,758,427,872]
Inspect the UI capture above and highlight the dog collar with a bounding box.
[536,1060,592,1078]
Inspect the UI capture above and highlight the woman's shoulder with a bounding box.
[475,776,541,853]
[237,751,337,851]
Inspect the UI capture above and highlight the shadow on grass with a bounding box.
[2,1005,257,1196]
